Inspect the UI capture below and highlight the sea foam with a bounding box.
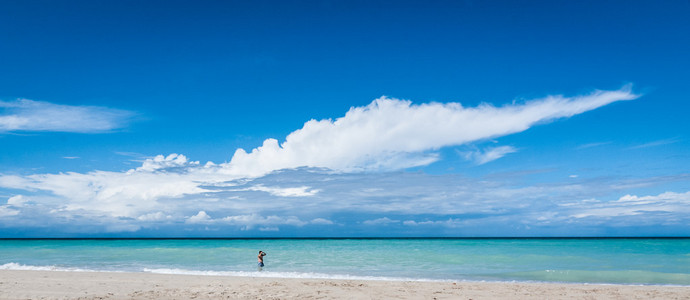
[0,262,95,272]
[142,267,443,282]
[0,262,439,282]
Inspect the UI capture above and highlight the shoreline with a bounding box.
[4,265,690,286]
[2,270,689,299]
[5,264,690,287]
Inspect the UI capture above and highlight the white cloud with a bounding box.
[136,154,199,172]
[0,154,220,218]
[246,184,320,197]
[461,145,518,165]
[183,212,331,229]
[0,205,19,217]
[186,211,212,224]
[403,218,464,227]
[137,212,171,222]
[20,171,201,216]
[226,86,637,175]
[310,218,334,225]
[568,191,690,219]
[363,217,400,225]
[0,99,135,133]
[6,195,27,206]
[221,214,308,228]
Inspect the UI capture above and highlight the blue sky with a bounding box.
[0,0,688,237]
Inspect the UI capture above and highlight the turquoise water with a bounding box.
[1,238,688,285]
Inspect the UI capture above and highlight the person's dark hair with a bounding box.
[259,250,262,254]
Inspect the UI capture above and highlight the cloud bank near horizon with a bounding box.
[1,165,688,235]
[0,99,135,133]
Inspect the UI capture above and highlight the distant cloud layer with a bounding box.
[0,99,135,133]
[3,87,674,236]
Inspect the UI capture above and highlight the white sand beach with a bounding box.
[1,270,689,299]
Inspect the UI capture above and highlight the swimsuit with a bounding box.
[258,262,264,267]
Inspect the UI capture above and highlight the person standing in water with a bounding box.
[257,251,266,269]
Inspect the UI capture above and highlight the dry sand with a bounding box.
[0,270,689,299]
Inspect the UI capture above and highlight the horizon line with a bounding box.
[1,236,689,240]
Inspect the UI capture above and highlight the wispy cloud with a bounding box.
[0,99,135,133]
[461,145,518,165]
[629,138,680,149]
[565,191,690,221]
[362,217,400,225]
[577,142,612,150]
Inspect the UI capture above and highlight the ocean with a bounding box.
[1,238,688,285]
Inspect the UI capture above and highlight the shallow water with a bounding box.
[1,238,688,285]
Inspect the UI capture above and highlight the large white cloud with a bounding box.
[226,86,637,176]
[0,99,135,133]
